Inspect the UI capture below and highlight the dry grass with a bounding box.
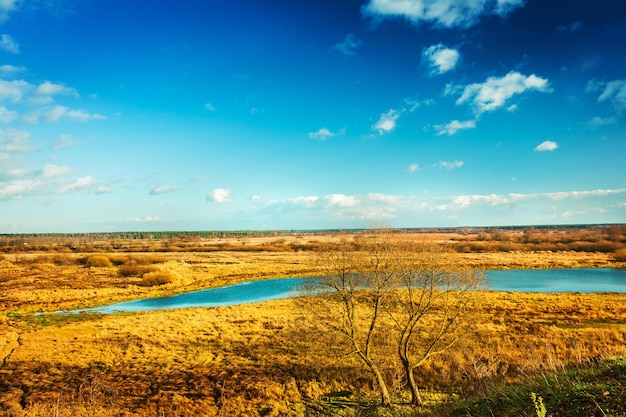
[1,293,626,416]
[1,229,625,416]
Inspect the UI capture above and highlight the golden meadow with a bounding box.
[1,226,625,416]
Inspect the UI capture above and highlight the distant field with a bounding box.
[1,226,625,416]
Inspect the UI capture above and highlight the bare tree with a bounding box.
[300,231,400,407]
[300,230,484,408]
[387,242,485,406]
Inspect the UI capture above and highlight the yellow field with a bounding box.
[1,230,625,416]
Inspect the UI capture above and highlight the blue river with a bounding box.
[82,268,626,314]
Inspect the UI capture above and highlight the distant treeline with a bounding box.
[1,224,623,239]
[1,225,625,257]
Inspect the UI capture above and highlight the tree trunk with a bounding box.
[400,357,423,406]
[372,364,393,407]
[406,364,423,406]
[361,353,393,407]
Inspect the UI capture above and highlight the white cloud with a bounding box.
[423,44,460,75]
[31,81,78,104]
[0,79,30,102]
[438,160,464,170]
[58,175,97,193]
[408,163,419,173]
[456,71,551,115]
[0,179,42,199]
[35,81,77,97]
[250,194,262,202]
[362,0,525,29]
[44,105,106,122]
[209,188,231,203]
[534,140,558,151]
[204,102,215,111]
[332,33,363,56]
[545,189,625,201]
[309,127,345,140]
[288,196,319,206]
[0,64,25,75]
[367,193,403,204]
[128,216,162,223]
[325,193,359,207]
[148,185,179,195]
[0,128,31,153]
[373,109,400,134]
[440,192,532,210]
[96,185,112,194]
[0,0,19,22]
[42,164,72,178]
[0,106,16,123]
[0,34,19,53]
[434,119,476,136]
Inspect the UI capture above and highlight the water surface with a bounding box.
[84,268,626,314]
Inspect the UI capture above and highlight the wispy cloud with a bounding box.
[0,106,16,123]
[0,34,19,53]
[128,216,162,223]
[556,20,583,33]
[208,188,231,203]
[42,164,72,178]
[257,188,626,226]
[0,79,29,102]
[372,109,400,135]
[0,64,25,75]
[0,77,104,125]
[589,116,617,127]
[423,44,460,75]
[534,140,558,151]
[332,33,362,56]
[434,119,475,136]
[0,0,20,22]
[288,195,319,206]
[0,179,43,199]
[58,175,97,193]
[51,134,80,150]
[148,185,179,195]
[438,160,464,170]
[43,106,106,123]
[455,71,551,116]
[408,163,419,173]
[588,79,626,113]
[309,127,345,140]
[362,0,525,29]
[204,102,215,111]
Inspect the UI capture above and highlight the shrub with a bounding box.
[108,255,130,266]
[118,263,157,277]
[137,271,174,287]
[614,248,626,262]
[86,255,113,268]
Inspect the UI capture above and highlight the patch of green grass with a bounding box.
[445,357,626,417]
[9,311,103,327]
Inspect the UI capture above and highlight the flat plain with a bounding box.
[1,227,625,416]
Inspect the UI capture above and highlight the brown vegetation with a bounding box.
[0,227,625,416]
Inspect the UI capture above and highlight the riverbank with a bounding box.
[0,249,621,313]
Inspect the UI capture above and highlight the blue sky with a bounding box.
[1,0,625,232]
